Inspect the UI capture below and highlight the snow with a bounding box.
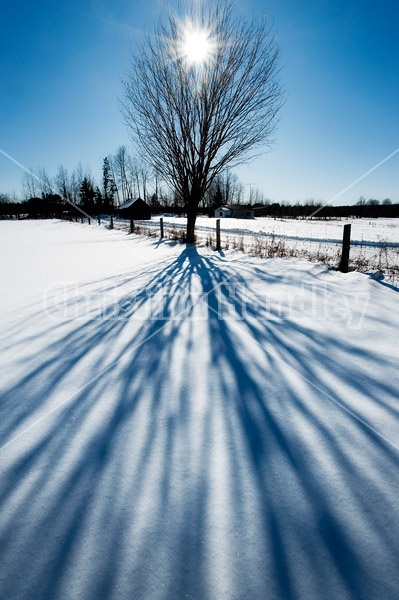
[149,215,399,245]
[114,215,399,282]
[0,219,398,600]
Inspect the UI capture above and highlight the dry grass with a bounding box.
[115,219,399,286]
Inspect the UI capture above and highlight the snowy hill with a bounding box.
[0,220,398,600]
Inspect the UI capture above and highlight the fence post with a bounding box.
[160,217,164,239]
[130,218,135,234]
[339,224,351,273]
[98,216,101,226]
[81,217,84,224]
[88,217,91,226]
[110,215,114,230]
[216,219,221,251]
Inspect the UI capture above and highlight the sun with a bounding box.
[182,28,212,64]
[176,20,216,66]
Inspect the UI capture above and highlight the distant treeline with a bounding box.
[0,194,180,219]
[1,196,398,220]
[252,202,399,219]
[0,196,79,219]
[2,146,397,220]
[0,194,181,219]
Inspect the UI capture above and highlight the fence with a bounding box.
[62,214,399,283]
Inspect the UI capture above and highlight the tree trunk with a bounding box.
[186,210,197,244]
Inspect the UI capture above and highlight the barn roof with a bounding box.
[119,198,148,210]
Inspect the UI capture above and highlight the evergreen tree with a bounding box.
[79,177,96,212]
[102,157,117,211]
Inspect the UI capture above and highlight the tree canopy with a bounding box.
[122,0,283,242]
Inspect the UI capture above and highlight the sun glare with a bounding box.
[176,20,216,66]
[182,28,212,64]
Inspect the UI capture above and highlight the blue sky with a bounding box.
[1,0,398,204]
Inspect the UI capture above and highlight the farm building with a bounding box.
[118,198,151,220]
[214,205,255,219]
[214,206,232,218]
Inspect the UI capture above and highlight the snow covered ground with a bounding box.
[0,219,398,600]
[149,214,399,245]
[114,215,399,281]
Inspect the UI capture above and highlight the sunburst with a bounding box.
[181,25,213,65]
[174,18,217,68]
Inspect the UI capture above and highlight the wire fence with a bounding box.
[67,214,399,286]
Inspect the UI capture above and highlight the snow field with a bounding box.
[0,219,398,600]
[112,215,399,283]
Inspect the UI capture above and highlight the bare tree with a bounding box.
[126,155,141,199]
[249,185,269,205]
[22,170,40,199]
[36,167,53,197]
[55,165,70,200]
[139,164,149,201]
[112,146,132,203]
[222,171,244,205]
[122,0,283,242]
[22,167,54,199]
[69,170,81,204]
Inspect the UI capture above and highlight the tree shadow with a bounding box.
[0,245,398,600]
